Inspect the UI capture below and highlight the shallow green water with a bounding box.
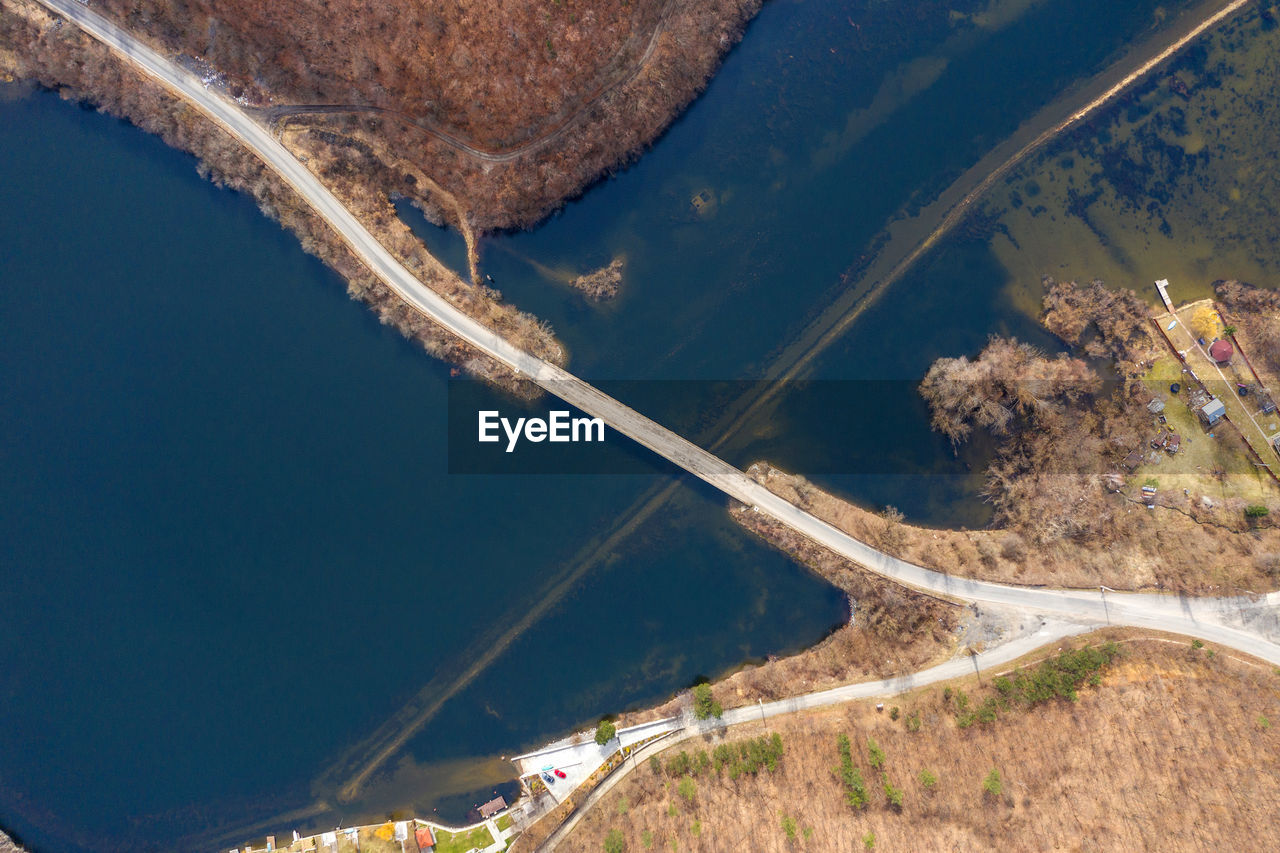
[981,4,1280,307]
[471,0,1194,519]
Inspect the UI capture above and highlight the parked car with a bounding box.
[541,772,555,784]
[554,769,567,779]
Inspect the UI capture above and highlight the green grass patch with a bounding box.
[663,733,784,781]
[432,824,498,853]
[835,733,869,809]
[952,642,1121,727]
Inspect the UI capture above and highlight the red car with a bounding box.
[554,769,567,779]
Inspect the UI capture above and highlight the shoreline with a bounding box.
[5,3,1274,845]
[0,829,24,853]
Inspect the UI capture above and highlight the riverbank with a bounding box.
[0,0,561,392]
[742,446,1278,596]
[234,813,514,853]
[736,274,1280,596]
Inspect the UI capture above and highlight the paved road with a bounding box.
[513,717,680,803]
[37,0,1280,667]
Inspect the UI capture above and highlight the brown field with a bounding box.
[558,633,1280,853]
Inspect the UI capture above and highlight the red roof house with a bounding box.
[1209,339,1234,364]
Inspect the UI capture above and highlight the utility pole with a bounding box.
[758,698,765,724]
[1100,585,1112,625]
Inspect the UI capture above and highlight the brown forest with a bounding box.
[87,0,763,230]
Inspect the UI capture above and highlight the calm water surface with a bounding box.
[0,94,842,852]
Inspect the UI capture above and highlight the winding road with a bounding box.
[33,0,1280,665]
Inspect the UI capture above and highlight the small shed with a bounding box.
[415,826,436,850]
[1152,431,1169,449]
[480,796,508,819]
[1201,398,1227,425]
[1123,450,1144,471]
[1147,399,1166,415]
[1166,434,1181,454]
[1209,339,1234,364]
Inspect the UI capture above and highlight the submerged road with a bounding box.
[35,0,1280,668]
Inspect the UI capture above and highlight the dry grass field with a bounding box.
[560,633,1280,853]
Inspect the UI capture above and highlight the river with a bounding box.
[1,0,1252,848]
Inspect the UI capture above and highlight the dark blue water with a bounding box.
[0,92,843,852]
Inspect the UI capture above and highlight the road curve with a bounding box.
[35,0,1280,667]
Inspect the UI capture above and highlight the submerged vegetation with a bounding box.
[985,3,1280,300]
